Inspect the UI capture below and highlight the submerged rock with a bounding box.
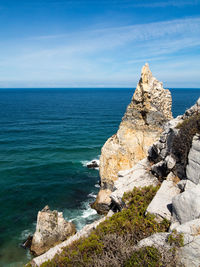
[30,206,76,256]
[86,159,99,169]
[95,63,173,213]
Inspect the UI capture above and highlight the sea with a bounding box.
[0,88,200,267]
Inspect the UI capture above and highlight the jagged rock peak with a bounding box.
[122,63,173,128]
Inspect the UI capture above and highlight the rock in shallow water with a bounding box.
[31,205,76,256]
[86,159,99,169]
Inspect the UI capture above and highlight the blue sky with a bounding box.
[0,0,200,88]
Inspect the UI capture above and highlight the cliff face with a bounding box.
[94,64,173,213]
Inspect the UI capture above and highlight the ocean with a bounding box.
[0,88,199,266]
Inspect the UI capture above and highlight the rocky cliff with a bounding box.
[94,63,173,213]
[27,73,200,267]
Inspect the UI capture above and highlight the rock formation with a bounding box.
[30,206,76,256]
[94,63,173,213]
[26,65,200,266]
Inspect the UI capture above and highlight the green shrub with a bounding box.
[167,230,184,247]
[124,246,161,267]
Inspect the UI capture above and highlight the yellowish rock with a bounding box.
[95,63,173,213]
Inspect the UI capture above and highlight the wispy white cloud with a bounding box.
[132,0,200,8]
[0,17,200,87]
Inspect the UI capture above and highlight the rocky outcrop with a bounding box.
[146,172,180,222]
[95,64,173,213]
[110,158,158,210]
[172,185,200,225]
[186,134,200,184]
[86,159,99,169]
[30,206,76,256]
[148,98,200,180]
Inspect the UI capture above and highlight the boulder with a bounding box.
[137,233,170,250]
[86,159,99,169]
[172,185,200,224]
[186,134,200,184]
[91,189,112,215]
[31,206,76,256]
[146,172,180,221]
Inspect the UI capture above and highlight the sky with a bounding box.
[0,0,200,88]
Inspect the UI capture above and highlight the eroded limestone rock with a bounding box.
[186,134,200,184]
[172,185,200,224]
[146,172,180,221]
[95,64,173,213]
[148,98,200,180]
[31,206,76,256]
[110,158,158,210]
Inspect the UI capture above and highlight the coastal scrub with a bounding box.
[37,186,174,267]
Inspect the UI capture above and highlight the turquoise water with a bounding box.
[0,88,199,266]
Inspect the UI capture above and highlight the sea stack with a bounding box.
[93,63,173,214]
[30,206,76,256]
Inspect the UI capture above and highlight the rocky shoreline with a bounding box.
[27,64,200,266]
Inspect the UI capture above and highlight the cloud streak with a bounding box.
[0,17,200,87]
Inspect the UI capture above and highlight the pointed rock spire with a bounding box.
[93,64,173,214]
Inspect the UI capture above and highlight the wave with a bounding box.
[81,156,100,170]
[87,192,97,198]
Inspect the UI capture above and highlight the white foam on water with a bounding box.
[81,156,100,168]
[64,199,99,231]
[95,183,100,188]
[81,160,89,167]
[87,192,97,198]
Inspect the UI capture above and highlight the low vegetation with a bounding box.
[29,186,184,267]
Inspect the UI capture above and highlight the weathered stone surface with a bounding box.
[186,134,200,184]
[110,158,158,210]
[177,179,196,192]
[151,160,168,178]
[165,155,176,170]
[31,206,76,256]
[174,219,200,267]
[178,236,200,267]
[172,185,200,224]
[146,173,180,221]
[148,98,200,180]
[91,189,112,215]
[95,64,173,213]
[99,64,172,186]
[137,233,170,250]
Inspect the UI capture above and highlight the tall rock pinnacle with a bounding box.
[93,63,173,214]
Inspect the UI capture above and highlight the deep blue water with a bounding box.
[0,88,199,266]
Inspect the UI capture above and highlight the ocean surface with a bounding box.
[0,88,200,266]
